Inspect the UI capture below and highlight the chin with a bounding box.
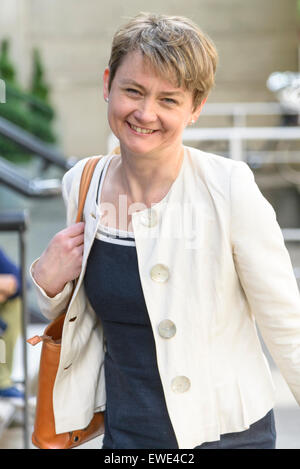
[121,139,159,156]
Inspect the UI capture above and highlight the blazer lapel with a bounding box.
[67,156,107,311]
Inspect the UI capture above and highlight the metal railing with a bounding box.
[0,116,72,171]
[0,116,76,197]
[200,101,298,126]
[0,156,61,197]
[182,126,300,161]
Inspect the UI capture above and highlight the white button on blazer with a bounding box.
[30,146,300,449]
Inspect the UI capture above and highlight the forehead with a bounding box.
[113,51,185,94]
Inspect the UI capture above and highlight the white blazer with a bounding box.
[30,145,300,449]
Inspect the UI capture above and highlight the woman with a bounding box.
[30,13,300,449]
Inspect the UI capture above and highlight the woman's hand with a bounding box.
[32,222,85,298]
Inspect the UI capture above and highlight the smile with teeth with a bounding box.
[128,122,156,134]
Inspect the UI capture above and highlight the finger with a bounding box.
[67,222,85,237]
[71,234,85,247]
[76,246,84,258]
[73,246,84,264]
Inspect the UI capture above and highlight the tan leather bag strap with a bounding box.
[76,157,101,223]
[72,157,101,290]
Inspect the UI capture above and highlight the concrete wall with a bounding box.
[0,0,298,158]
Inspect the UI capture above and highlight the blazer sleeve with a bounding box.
[230,161,300,405]
[29,259,73,321]
[29,158,88,321]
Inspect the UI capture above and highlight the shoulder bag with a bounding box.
[27,156,105,449]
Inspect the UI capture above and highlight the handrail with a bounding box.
[183,125,300,140]
[0,156,61,197]
[201,102,298,126]
[0,210,28,230]
[0,116,73,171]
[201,101,298,116]
[282,228,300,242]
[183,126,300,161]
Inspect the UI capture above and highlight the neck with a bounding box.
[117,144,184,206]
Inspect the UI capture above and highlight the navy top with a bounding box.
[83,156,178,449]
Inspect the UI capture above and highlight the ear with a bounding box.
[193,97,207,121]
[103,68,110,101]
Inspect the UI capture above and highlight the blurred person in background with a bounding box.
[0,248,22,404]
[30,13,300,449]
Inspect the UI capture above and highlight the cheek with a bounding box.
[109,99,133,122]
[107,104,124,130]
[167,114,189,133]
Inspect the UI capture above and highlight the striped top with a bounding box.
[96,223,135,247]
[96,153,135,247]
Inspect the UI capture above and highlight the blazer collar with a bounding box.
[68,154,110,309]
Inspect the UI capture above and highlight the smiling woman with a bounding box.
[98,14,216,220]
[30,12,300,451]
[103,50,204,170]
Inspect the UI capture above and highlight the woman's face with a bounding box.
[103,51,204,158]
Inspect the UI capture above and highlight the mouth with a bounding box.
[126,121,158,135]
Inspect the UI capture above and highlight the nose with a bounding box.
[133,97,157,125]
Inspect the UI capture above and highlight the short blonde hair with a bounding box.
[108,12,218,109]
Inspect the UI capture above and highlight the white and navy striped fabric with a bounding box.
[95,154,135,247]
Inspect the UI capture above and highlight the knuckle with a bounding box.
[65,239,73,251]
[54,231,64,243]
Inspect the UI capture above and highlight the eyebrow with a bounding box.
[119,79,184,97]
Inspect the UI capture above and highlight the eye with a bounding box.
[162,97,177,105]
[126,88,140,95]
